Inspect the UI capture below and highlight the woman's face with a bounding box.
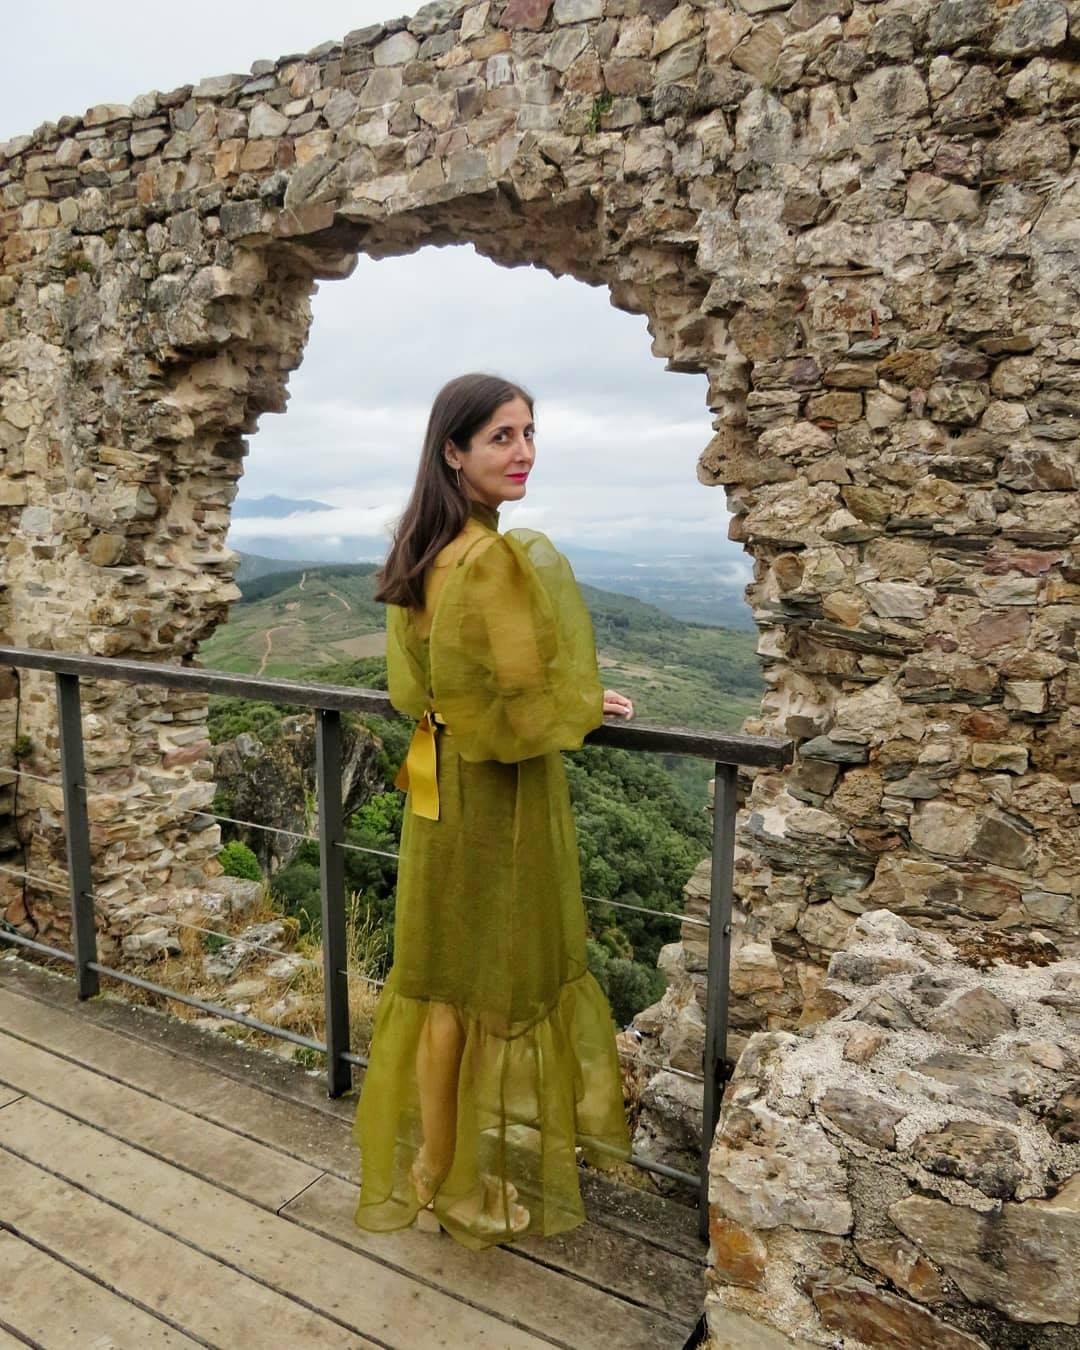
[447,395,535,508]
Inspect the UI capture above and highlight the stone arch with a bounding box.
[0,0,1077,995]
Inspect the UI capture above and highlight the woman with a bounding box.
[353,372,635,1251]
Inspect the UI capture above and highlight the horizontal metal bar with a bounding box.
[84,961,328,1053]
[337,839,400,860]
[586,1135,698,1186]
[628,1154,698,1187]
[109,907,324,972]
[4,787,718,902]
[0,918,672,1079]
[97,905,386,990]
[584,893,707,929]
[341,970,385,988]
[0,862,71,897]
[0,646,393,716]
[4,909,682,1073]
[0,766,62,787]
[587,719,792,767]
[0,644,793,768]
[0,928,77,963]
[201,811,310,842]
[202,809,394,859]
[56,795,697,929]
[80,898,385,989]
[618,1050,704,1086]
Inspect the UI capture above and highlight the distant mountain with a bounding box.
[229,540,753,628]
[232,495,335,518]
[229,533,391,565]
[199,562,762,734]
[563,547,753,630]
[232,549,373,584]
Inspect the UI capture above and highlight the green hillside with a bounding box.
[200,563,762,734]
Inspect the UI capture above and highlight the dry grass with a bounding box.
[951,928,1060,970]
[101,883,386,1072]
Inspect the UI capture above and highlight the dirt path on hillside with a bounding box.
[256,623,299,678]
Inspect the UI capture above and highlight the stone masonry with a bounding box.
[0,0,1078,1343]
[706,909,1080,1347]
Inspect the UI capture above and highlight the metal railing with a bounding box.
[0,644,793,1239]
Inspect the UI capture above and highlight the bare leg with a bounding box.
[415,1000,465,1183]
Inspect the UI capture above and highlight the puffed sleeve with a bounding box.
[384,602,429,721]
[429,527,605,762]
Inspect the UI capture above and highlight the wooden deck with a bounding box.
[0,957,706,1349]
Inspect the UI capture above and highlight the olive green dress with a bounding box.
[353,497,631,1250]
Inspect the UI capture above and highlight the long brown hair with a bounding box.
[374,372,535,609]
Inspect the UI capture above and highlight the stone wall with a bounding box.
[2,0,1076,1001]
[706,909,1080,1347]
[724,0,1080,1014]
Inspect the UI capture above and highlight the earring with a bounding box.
[455,466,462,491]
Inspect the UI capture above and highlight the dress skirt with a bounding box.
[352,727,632,1251]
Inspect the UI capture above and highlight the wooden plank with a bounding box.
[0,982,703,1297]
[0,1016,699,1343]
[0,1088,22,1109]
[0,1150,370,1348]
[283,1174,694,1349]
[0,985,357,1178]
[0,1029,322,1211]
[0,1230,199,1348]
[516,1221,703,1325]
[579,1170,703,1263]
[0,963,354,1129]
[0,972,356,1122]
[0,1099,552,1350]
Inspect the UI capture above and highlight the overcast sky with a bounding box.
[3,2,749,573]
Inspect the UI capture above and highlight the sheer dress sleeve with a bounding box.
[384,601,429,721]
[429,527,605,763]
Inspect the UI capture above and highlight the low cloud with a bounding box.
[238,245,737,564]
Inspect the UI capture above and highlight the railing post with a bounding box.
[55,672,99,999]
[699,761,738,1240]
[316,707,352,1097]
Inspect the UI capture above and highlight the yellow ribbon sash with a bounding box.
[393,708,448,820]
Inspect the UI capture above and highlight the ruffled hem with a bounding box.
[352,968,632,1251]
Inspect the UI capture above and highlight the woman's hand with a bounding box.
[603,688,635,720]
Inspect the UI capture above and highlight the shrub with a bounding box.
[586,938,611,992]
[269,860,322,931]
[608,958,667,1029]
[217,840,262,882]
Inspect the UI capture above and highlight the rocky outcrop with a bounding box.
[210,714,385,873]
[706,909,1080,1348]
